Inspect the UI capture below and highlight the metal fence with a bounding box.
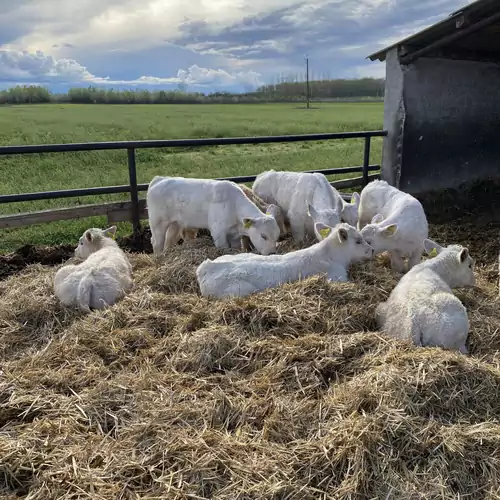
[0,130,387,234]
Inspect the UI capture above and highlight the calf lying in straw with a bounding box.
[358,180,428,273]
[179,184,288,252]
[376,238,475,354]
[146,176,280,256]
[54,226,133,312]
[253,170,341,244]
[196,222,374,298]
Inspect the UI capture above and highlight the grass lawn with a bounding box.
[0,102,383,252]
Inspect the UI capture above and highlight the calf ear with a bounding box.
[314,222,331,241]
[242,217,255,229]
[85,230,93,242]
[338,227,348,243]
[351,192,360,206]
[265,204,278,217]
[371,213,384,224]
[459,247,469,263]
[381,224,398,237]
[423,238,442,257]
[103,226,117,239]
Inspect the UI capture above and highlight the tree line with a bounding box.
[0,78,384,105]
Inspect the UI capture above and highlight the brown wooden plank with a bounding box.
[107,199,148,225]
[331,173,379,190]
[0,201,142,229]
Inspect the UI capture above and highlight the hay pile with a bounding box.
[0,217,499,499]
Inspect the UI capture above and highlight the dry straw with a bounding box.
[0,198,499,499]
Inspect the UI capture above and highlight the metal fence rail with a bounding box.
[0,130,387,234]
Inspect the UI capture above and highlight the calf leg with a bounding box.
[211,227,230,249]
[222,281,259,298]
[407,249,423,271]
[289,215,306,244]
[389,250,405,273]
[164,223,182,249]
[240,235,252,252]
[150,219,169,256]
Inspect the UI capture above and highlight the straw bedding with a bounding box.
[0,190,499,499]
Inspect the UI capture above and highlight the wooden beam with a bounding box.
[107,199,147,225]
[0,200,146,229]
[332,173,379,190]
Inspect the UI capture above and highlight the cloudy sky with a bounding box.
[0,0,471,93]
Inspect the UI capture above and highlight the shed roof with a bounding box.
[367,0,500,63]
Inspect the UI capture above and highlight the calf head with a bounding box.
[339,192,360,226]
[308,204,341,240]
[241,212,280,255]
[424,238,475,288]
[314,222,374,262]
[359,213,399,254]
[75,226,117,260]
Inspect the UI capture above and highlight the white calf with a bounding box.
[358,180,428,273]
[252,170,341,244]
[196,222,374,298]
[146,176,281,256]
[334,188,360,227]
[376,238,475,354]
[54,226,133,312]
[178,184,288,252]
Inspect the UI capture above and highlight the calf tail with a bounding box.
[76,274,93,312]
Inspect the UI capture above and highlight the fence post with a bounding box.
[362,136,371,186]
[127,148,141,235]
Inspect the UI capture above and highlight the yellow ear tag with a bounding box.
[319,227,331,239]
[243,219,253,229]
[428,248,438,258]
[265,209,271,216]
[385,224,397,235]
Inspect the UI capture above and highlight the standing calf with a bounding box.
[147,176,281,256]
[179,184,288,252]
[196,222,374,298]
[253,170,341,244]
[358,180,428,273]
[376,239,475,354]
[54,226,133,312]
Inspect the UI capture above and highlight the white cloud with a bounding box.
[0,49,263,91]
[0,50,94,82]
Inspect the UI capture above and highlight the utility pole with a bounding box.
[305,55,310,109]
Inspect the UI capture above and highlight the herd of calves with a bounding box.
[53,170,498,355]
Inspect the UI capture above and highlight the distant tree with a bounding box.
[0,77,385,106]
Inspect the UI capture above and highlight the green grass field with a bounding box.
[0,102,383,252]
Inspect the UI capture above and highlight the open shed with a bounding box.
[368,0,500,194]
